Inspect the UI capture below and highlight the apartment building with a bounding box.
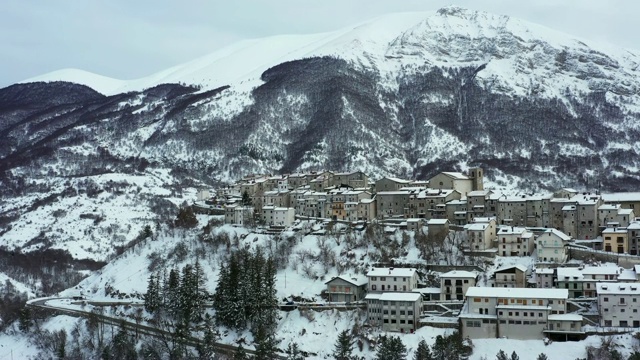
[556,266,622,298]
[376,191,410,219]
[460,287,571,340]
[467,190,494,218]
[602,192,640,215]
[535,228,571,263]
[603,227,629,254]
[562,194,602,239]
[333,171,369,189]
[324,275,368,303]
[445,199,470,225]
[374,177,413,193]
[465,218,497,251]
[496,226,534,256]
[597,282,640,327]
[224,204,254,226]
[440,270,477,300]
[365,292,422,333]
[535,268,554,288]
[367,268,418,293]
[493,265,527,288]
[261,206,295,226]
[262,190,291,208]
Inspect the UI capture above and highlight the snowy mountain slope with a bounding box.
[3,6,640,261]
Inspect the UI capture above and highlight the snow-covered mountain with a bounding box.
[3,6,640,259]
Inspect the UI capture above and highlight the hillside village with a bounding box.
[197,168,640,344]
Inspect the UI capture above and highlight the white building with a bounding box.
[597,282,640,327]
[367,268,418,293]
[261,206,295,226]
[365,292,422,333]
[460,287,572,340]
[535,228,571,263]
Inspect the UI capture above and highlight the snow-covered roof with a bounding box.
[364,293,382,300]
[465,287,568,299]
[440,270,477,279]
[427,219,449,225]
[380,177,412,184]
[535,268,554,275]
[602,227,627,234]
[473,217,496,224]
[618,269,637,281]
[619,209,634,215]
[497,226,528,234]
[556,267,583,280]
[440,172,469,180]
[602,192,640,202]
[562,205,576,211]
[412,287,440,294]
[543,228,572,241]
[494,264,527,273]
[324,275,368,286]
[466,223,488,231]
[378,292,422,302]
[581,266,621,275]
[548,314,582,321]
[468,190,491,197]
[367,267,416,277]
[596,282,640,294]
[376,191,410,196]
[598,204,621,211]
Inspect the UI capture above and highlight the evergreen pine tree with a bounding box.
[254,323,280,360]
[413,339,432,360]
[197,324,217,360]
[166,268,181,316]
[375,335,407,360]
[536,354,549,360]
[18,307,31,332]
[333,330,355,360]
[510,351,520,360]
[496,350,508,360]
[431,335,446,360]
[252,253,278,337]
[233,344,248,360]
[109,322,137,360]
[144,273,160,313]
[286,342,305,360]
[179,263,196,324]
[193,259,208,320]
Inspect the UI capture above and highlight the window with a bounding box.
[604,297,609,302]
[371,285,377,291]
[380,277,386,281]
[391,319,396,324]
[383,319,388,323]
[508,312,513,316]
[400,310,405,315]
[474,298,482,302]
[381,285,385,291]
[371,277,377,281]
[407,311,413,315]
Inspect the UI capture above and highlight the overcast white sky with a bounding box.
[2,0,638,88]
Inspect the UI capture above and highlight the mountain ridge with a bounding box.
[2,6,640,260]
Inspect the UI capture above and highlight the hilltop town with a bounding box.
[197,168,640,344]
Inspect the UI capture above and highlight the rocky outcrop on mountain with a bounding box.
[2,7,640,258]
